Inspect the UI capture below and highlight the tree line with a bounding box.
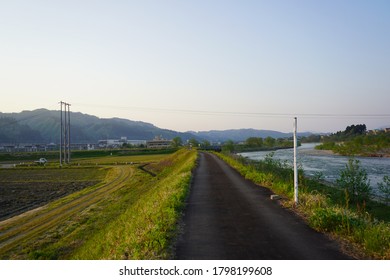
[222,136,296,153]
[316,124,390,156]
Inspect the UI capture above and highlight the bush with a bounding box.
[337,159,372,204]
[309,208,344,232]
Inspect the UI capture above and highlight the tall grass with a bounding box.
[216,152,390,259]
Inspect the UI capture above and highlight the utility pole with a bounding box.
[59,101,71,165]
[293,117,298,205]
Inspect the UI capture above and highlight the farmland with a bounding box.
[0,168,107,221]
[0,149,197,259]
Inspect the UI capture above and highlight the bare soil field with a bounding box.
[0,168,107,221]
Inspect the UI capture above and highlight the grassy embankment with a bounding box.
[72,148,197,259]
[0,149,197,259]
[216,152,390,259]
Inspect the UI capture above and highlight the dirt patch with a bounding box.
[0,180,100,221]
[144,158,174,175]
[0,168,107,221]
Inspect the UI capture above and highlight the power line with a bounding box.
[72,102,390,119]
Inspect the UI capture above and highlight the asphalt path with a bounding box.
[174,152,351,260]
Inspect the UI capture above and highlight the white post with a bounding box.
[293,117,298,205]
[60,102,62,167]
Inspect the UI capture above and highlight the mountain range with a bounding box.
[0,109,312,144]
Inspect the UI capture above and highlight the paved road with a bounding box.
[174,152,351,260]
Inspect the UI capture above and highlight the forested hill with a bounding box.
[188,128,312,143]
[0,109,196,144]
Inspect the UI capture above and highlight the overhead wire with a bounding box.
[71,102,390,119]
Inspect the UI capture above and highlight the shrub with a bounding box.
[309,208,344,232]
[336,159,372,204]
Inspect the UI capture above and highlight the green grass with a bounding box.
[0,148,177,163]
[73,154,168,165]
[71,148,197,259]
[216,152,390,259]
[16,149,197,259]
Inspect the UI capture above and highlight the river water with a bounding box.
[239,143,390,195]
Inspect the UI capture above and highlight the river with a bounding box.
[239,143,390,195]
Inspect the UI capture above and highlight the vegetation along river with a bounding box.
[240,143,390,196]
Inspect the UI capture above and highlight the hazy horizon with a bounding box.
[1,1,389,133]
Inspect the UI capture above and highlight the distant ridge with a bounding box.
[0,109,197,144]
[0,109,313,144]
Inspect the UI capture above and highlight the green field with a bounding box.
[0,149,197,259]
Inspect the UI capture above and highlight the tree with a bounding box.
[264,136,276,148]
[122,143,133,149]
[337,158,371,204]
[245,137,263,147]
[188,138,199,148]
[201,140,211,148]
[172,137,183,148]
[345,124,366,136]
[222,140,235,153]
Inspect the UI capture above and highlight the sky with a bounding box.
[1,0,389,133]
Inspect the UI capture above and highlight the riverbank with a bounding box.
[240,143,390,196]
[315,141,390,158]
[299,147,335,156]
[233,145,295,153]
[316,148,390,158]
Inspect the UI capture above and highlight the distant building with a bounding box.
[146,136,173,149]
[98,137,147,148]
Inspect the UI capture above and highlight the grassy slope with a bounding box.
[216,152,390,259]
[70,149,197,259]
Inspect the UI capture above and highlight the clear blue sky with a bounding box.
[1,0,389,133]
